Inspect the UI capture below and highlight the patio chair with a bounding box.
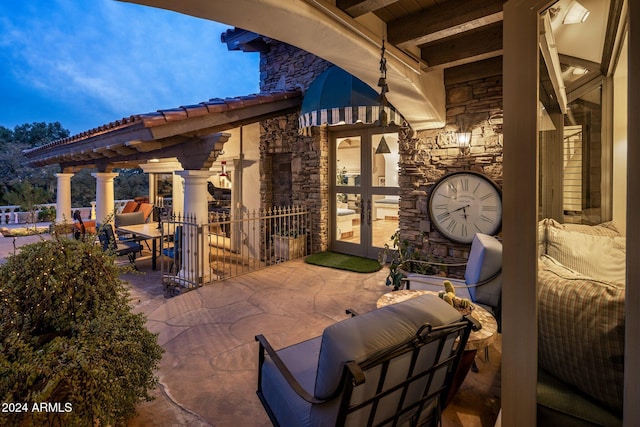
[73,210,85,240]
[98,224,143,267]
[256,294,475,427]
[120,200,139,213]
[403,233,502,327]
[162,226,182,273]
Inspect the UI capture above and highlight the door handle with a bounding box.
[366,199,372,226]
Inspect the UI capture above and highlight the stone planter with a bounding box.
[272,234,306,261]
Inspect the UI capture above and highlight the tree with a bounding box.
[11,122,70,148]
[70,169,97,208]
[3,180,53,229]
[115,168,149,200]
[0,122,70,204]
[0,235,163,426]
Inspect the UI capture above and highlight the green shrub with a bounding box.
[0,235,163,426]
[37,206,56,222]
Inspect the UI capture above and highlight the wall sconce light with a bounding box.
[219,160,228,177]
[563,1,590,24]
[457,131,471,156]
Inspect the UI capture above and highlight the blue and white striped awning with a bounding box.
[298,66,404,135]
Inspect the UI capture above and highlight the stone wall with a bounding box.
[398,75,504,277]
[259,40,333,252]
[260,39,332,93]
[257,37,504,262]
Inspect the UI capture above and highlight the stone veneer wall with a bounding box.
[399,75,504,277]
[259,39,333,253]
[257,38,504,261]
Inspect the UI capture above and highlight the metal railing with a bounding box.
[161,205,310,297]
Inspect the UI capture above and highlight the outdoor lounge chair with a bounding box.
[403,233,502,327]
[98,224,143,266]
[255,294,475,427]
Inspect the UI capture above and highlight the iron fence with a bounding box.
[161,205,310,297]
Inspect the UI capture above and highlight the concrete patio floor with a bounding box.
[0,231,500,426]
[123,256,501,427]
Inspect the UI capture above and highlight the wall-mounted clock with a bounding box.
[428,171,502,244]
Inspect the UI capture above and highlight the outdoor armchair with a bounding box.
[403,233,502,324]
[255,294,475,427]
[98,224,143,267]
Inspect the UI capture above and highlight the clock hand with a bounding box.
[450,204,470,213]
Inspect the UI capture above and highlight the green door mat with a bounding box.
[304,251,382,273]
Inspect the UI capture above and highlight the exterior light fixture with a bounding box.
[457,131,471,156]
[219,160,228,177]
[375,38,392,156]
[375,136,391,154]
[563,1,590,24]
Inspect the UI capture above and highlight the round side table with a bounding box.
[376,289,497,351]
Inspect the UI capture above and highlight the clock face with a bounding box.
[428,171,502,244]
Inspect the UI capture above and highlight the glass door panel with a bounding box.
[335,136,362,246]
[370,132,399,255]
[331,128,399,258]
[335,192,361,244]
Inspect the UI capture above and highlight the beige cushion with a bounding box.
[546,218,621,237]
[545,225,625,285]
[114,211,145,227]
[538,255,624,415]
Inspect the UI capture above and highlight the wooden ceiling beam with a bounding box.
[421,21,503,70]
[388,0,506,48]
[125,139,163,152]
[336,0,398,18]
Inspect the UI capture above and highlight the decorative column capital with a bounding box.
[91,172,119,181]
[175,170,212,182]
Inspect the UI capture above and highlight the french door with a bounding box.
[330,127,399,259]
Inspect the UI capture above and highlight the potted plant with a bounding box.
[380,230,444,290]
[272,228,307,260]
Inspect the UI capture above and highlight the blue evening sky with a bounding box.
[0,0,260,136]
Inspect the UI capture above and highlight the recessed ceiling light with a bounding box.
[563,0,590,24]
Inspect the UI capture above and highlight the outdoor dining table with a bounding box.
[116,222,170,270]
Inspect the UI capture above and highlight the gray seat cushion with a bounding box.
[259,294,462,427]
[261,337,321,427]
[314,294,461,399]
[464,233,502,308]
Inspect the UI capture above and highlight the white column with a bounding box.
[148,172,157,205]
[91,172,119,225]
[55,173,74,224]
[172,172,185,216]
[176,170,211,283]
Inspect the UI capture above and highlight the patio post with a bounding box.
[92,172,119,225]
[55,173,74,224]
[176,170,212,283]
